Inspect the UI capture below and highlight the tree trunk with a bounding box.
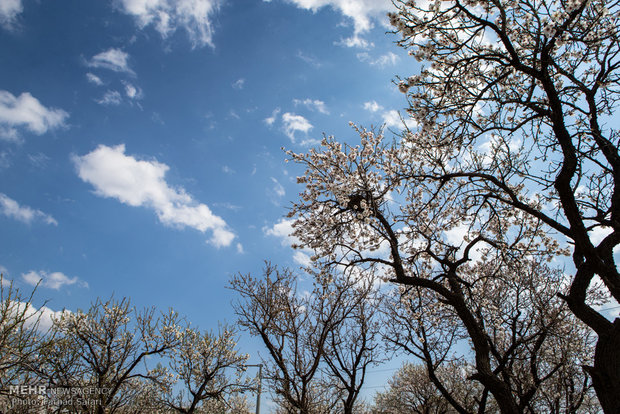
[588,319,620,414]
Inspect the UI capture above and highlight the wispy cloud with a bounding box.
[28,152,50,168]
[228,109,240,120]
[96,90,122,106]
[123,82,143,102]
[285,0,392,47]
[87,48,134,74]
[382,109,417,130]
[271,177,285,198]
[293,251,311,266]
[293,98,329,114]
[73,144,235,248]
[282,112,313,143]
[335,35,373,49]
[296,50,323,67]
[117,0,220,48]
[22,270,87,290]
[0,126,19,143]
[0,0,23,30]
[0,90,68,141]
[357,51,399,67]
[0,193,57,225]
[232,78,245,90]
[264,219,312,266]
[86,73,104,86]
[363,100,383,112]
[264,108,281,126]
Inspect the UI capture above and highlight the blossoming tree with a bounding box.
[287,0,618,410]
[383,253,599,413]
[42,297,184,414]
[159,324,253,413]
[229,263,383,414]
[0,277,48,409]
[373,362,485,413]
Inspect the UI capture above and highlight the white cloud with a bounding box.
[271,177,285,198]
[0,91,68,139]
[236,243,244,254]
[96,90,122,105]
[0,150,10,169]
[86,73,104,86]
[265,219,315,266]
[74,144,235,247]
[374,52,399,66]
[117,0,220,48]
[87,48,134,74]
[123,82,143,100]
[0,126,19,143]
[0,0,22,29]
[282,112,313,142]
[232,78,245,90]
[265,219,299,246]
[478,135,521,155]
[0,193,57,225]
[21,270,87,290]
[285,0,391,44]
[444,224,485,262]
[363,100,382,112]
[228,109,240,120]
[336,35,373,49]
[28,152,50,168]
[357,51,399,66]
[34,304,67,331]
[264,107,281,126]
[293,251,311,267]
[12,301,68,332]
[382,109,417,130]
[293,98,329,114]
[296,50,323,67]
[589,226,612,245]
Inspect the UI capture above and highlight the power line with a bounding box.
[363,385,390,390]
[365,367,401,374]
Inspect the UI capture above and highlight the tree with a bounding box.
[0,277,42,382]
[229,263,340,414]
[0,276,51,411]
[287,0,620,409]
[383,253,599,413]
[373,362,482,414]
[387,0,620,410]
[41,297,184,414]
[288,129,602,412]
[321,274,384,414]
[198,393,253,414]
[159,324,253,414]
[229,263,382,414]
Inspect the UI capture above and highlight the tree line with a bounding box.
[0,278,253,414]
[0,247,601,413]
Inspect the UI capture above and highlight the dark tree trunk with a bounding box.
[587,320,620,414]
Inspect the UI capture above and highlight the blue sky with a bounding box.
[0,0,416,406]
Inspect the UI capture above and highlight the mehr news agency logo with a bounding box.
[1,384,112,409]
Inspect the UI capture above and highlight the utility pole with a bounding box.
[245,364,263,414]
